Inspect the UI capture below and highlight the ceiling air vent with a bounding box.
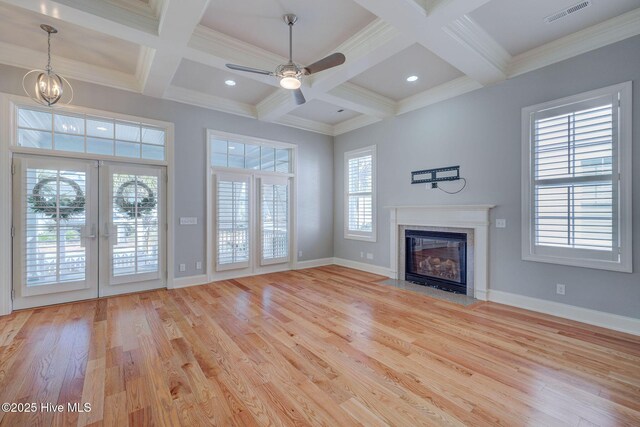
[544,1,592,24]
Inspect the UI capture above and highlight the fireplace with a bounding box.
[405,230,467,293]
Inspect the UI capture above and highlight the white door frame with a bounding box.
[0,92,175,316]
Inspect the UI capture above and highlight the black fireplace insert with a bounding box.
[405,230,467,293]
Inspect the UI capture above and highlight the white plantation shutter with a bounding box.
[260,177,290,265]
[523,82,632,272]
[216,173,250,270]
[110,170,161,283]
[345,146,376,241]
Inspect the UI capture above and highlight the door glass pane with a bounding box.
[24,167,87,286]
[111,173,160,277]
[217,178,249,266]
[262,182,289,262]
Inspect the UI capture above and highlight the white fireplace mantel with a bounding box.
[388,205,495,300]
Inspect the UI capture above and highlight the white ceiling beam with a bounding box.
[164,85,257,119]
[140,0,211,97]
[320,83,396,118]
[333,115,382,136]
[0,0,160,47]
[351,0,509,85]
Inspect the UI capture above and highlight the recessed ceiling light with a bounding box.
[225,80,236,86]
[406,75,419,82]
[96,126,108,131]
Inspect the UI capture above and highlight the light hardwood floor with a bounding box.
[0,266,639,426]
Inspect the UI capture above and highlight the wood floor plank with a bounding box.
[0,266,639,426]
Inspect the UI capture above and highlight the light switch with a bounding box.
[496,219,507,228]
[180,217,198,225]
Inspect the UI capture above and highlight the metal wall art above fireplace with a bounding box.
[405,230,467,293]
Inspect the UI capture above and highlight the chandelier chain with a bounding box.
[46,30,52,72]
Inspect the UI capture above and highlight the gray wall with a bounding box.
[0,64,334,278]
[334,36,640,319]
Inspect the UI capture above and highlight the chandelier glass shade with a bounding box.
[22,24,73,107]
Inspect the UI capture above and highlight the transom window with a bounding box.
[16,106,167,161]
[522,82,632,272]
[211,137,292,173]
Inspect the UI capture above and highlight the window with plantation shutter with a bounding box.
[260,177,290,265]
[345,146,376,242]
[216,173,250,271]
[522,82,632,272]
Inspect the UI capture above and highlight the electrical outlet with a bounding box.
[496,219,507,228]
[179,263,186,272]
[360,251,364,258]
[196,261,202,270]
[556,283,566,295]
[366,253,374,260]
[298,251,303,258]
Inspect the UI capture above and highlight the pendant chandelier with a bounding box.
[22,24,73,107]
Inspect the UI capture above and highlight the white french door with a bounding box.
[99,163,166,297]
[12,155,166,309]
[214,171,291,275]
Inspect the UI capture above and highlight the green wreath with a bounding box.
[115,180,156,218]
[29,177,85,220]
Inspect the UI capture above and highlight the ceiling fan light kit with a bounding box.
[225,14,346,105]
[23,24,73,107]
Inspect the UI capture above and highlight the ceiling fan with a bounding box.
[226,14,346,105]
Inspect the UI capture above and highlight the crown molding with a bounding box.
[397,76,482,115]
[443,15,510,77]
[333,114,381,136]
[274,115,335,136]
[0,41,139,92]
[164,85,257,119]
[508,7,640,78]
[135,46,156,92]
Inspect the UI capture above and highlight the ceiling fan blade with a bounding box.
[225,63,273,76]
[292,88,306,105]
[303,53,346,75]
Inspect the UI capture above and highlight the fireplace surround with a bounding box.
[388,205,495,300]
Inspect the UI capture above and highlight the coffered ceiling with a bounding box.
[0,0,638,136]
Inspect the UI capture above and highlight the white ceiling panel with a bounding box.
[171,59,276,105]
[349,44,464,101]
[199,0,376,65]
[0,2,140,74]
[471,0,639,56]
[290,99,359,125]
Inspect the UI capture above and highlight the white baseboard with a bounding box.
[332,257,394,278]
[488,290,640,336]
[172,274,210,289]
[294,258,334,269]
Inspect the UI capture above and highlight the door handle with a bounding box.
[102,223,111,238]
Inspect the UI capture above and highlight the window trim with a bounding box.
[205,129,298,281]
[9,95,171,166]
[521,82,632,273]
[344,145,377,242]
